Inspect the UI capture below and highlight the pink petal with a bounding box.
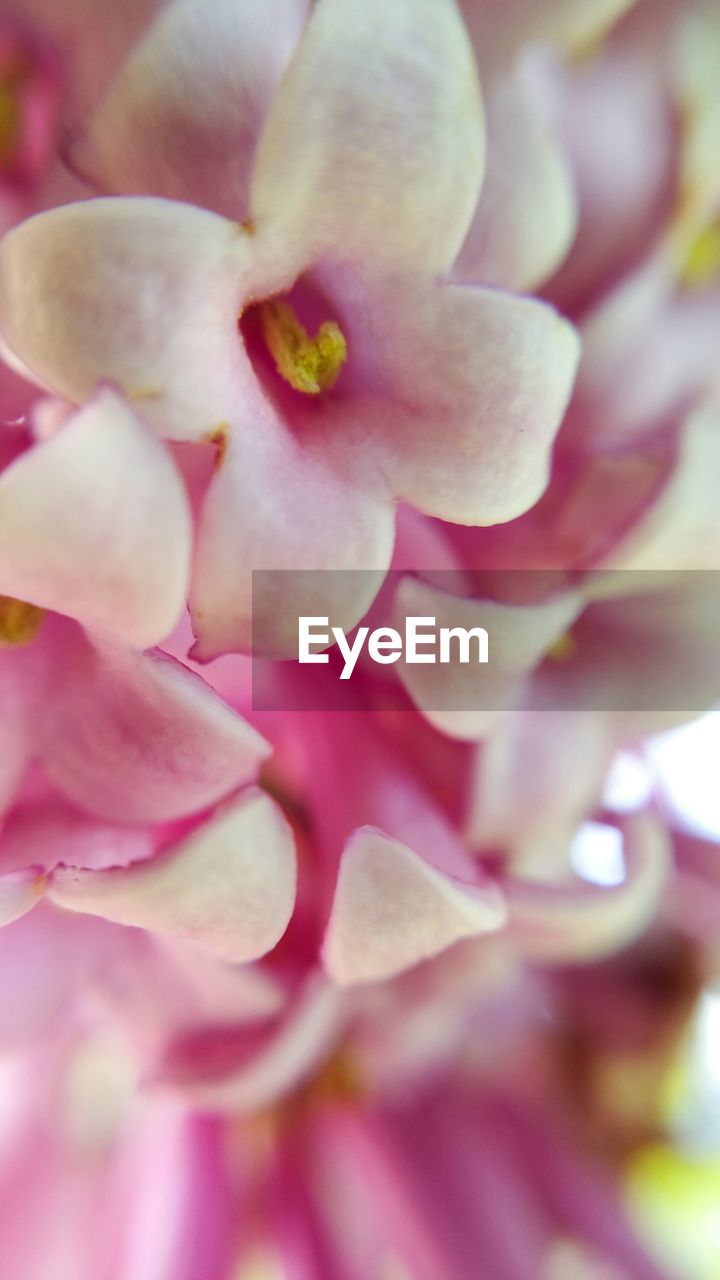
[47,788,296,963]
[175,972,343,1113]
[0,789,155,875]
[504,812,670,961]
[452,67,577,292]
[0,198,273,440]
[544,49,674,312]
[40,632,271,823]
[70,0,309,217]
[394,576,583,740]
[467,710,616,873]
[459,0,637,71]
[342,277,580,525]
[322,829,506,986]
[0,868,43,926]
[190,432,395,659]
[0,659,35,814]
[0,903,111,1049]
[599,403,720,571]
[0,387,191,647]
[251,0,484,275]
[671,3,720,249]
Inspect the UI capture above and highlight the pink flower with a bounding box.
[0,386,275,822]
[0,0,579,657]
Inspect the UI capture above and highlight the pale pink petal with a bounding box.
[505,812,670,961]
[0,869,43,926]
[175,972,344,1113]
[452,67,577,292]
[0,0,165,119]
[0,388,191,647]
[47,788,296,963]
[71,0,309,216]
[670,3,720,251]
[599,404,720,571]
[0,903,111,1049]
[190,432,395,659]
[467,711,616,876]
[0,198,279,440]
[459,0,637,71]
[544,49,674,312]
[339,277,580,525]
[394,577,583,740]
[322,829,506,986]
[40,633,270,823]
[251,0,484,275]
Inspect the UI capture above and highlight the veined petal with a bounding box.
[40,633,271,823]
[0,198,276,441]
[505,812,670,961]
[0,388,191,647]
[47,788,296,963]
[322,828,506,986]
[71,0,309,216]
[190,432,395,660]
[251,0,484,275]
[345,279,580,525]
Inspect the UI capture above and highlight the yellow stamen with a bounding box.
[259,298,347,396]
[0,53,29,168]
[681,220,720,286]
[0,83,20,166]
[547,631,577,663]
[0,595,44,646]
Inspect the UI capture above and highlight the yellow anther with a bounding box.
[0,53,31,167]
[547,631,577,663]
[681,220,720,286]
[259,298,347,395]
[0,83,20,165]
[0,595,44,647]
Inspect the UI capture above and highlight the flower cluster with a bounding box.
[0,0,719,1275]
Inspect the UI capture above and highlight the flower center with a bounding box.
[258,297,347,396]
[0,595,44,646]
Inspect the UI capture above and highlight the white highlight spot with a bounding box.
[646,713,720,840]
[570,821,625,887]
[603,751,654,813]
